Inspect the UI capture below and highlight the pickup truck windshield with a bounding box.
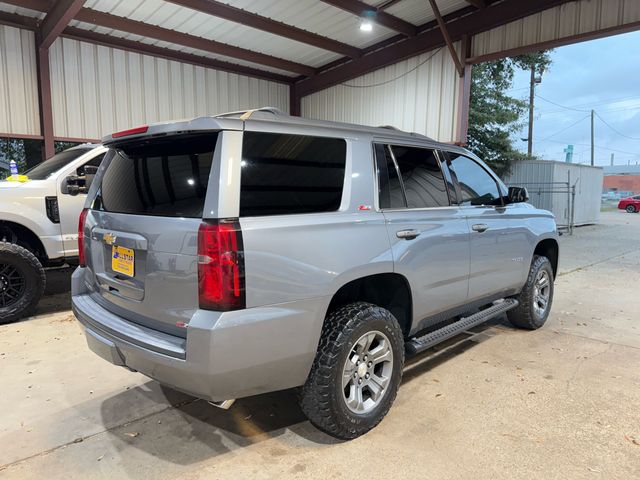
[24,148,93,180]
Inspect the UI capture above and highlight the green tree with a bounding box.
[467,52,552,177]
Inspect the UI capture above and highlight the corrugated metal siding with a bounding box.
[473,0,640,57]
[504,160,603,226]
[301,45,460,142]
[49,37,289,140]
[0,25,40,136]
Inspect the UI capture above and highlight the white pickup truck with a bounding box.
[0,144,107,323]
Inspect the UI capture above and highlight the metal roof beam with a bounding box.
[0,11,294,84]
[1,0,316,76]
[296,0,574,96]
[320,0,418,36]
[38,0,84,48]
[165,0,361,58]
[427,0,463,76]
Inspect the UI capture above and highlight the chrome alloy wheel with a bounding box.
[342,330,393,414]
[532,269,551,319]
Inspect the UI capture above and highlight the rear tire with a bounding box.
[299,302,404,440]
[507,255,554,330]
[626,205,637,213]
[0,242,45,325]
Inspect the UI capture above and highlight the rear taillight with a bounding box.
[197,219,245,311]
[78,208,89,267]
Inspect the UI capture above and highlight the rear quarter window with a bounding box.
[240,132,346,217]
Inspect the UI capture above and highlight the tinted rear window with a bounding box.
[93,134,217,218]
[240,132,346,217]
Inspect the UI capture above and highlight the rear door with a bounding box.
[443,152,528,302]
[83,132,220,337]
[375,142,470,332]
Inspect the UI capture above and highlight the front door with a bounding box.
[444,152,527,302]
[57,151,105,256]
[374,143,470,333]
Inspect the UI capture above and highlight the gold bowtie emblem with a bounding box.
[103,233,117,245]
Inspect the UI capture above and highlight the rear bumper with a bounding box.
[71,267,328,402]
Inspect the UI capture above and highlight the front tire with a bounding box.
[626,205,637,213]
[0,242,46,325]
[299,302,404,440]
[507,255,554,330]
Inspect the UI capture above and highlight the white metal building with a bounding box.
[0,0,639,160]
[504,160,604,228]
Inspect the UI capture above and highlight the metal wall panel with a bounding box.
[49,37,290,140]
[473,0,640,57]
[0,25,40,136]
[301,45,461,142]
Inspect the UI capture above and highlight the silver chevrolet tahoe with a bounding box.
[72,107,558,439]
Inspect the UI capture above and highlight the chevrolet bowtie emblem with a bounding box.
[103,233,117,245]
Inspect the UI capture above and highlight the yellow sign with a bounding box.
[112,245,135,277]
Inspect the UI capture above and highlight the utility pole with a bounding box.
[610,153,614,166]
[527,65,535,157]
[590,109,595,166]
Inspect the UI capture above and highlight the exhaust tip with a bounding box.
[208,399,236,410]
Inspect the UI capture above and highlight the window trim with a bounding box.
[443,151,505,208]
[373,142,454,212]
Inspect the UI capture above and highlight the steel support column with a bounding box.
[456,35,472,145]
[290,85,301,116]
[35,45,55,160]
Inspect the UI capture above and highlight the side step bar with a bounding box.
[405,299,519,356]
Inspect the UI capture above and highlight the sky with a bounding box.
[508,30,640,167]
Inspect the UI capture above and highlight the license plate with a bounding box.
[112,245,135,277]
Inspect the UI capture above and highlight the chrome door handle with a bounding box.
[472,223,489,233]
[396,229,420,240]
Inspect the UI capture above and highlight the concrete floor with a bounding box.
[1,211,639,479]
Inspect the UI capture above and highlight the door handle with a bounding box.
[471,223,489,233]
[396,229,420,240]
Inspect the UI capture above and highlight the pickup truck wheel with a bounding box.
[299,302,404,440]
[626,205,636,213]
[507,255,554,330]
[0,242,45,325]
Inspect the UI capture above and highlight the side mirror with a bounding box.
[508,186,529,204]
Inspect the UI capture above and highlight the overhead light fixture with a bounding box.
[360,19,373,32]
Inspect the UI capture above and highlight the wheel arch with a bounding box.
[0,221,48,262]
[534,238,559,278]
[326,272,413,337]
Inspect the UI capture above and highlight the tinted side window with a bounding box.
[447,154,501,206]
[94,134,216,218]
[240,132,346,217]
[391,146,449,208]
[374,144,405,209]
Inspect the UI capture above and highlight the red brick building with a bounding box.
[603,166,640,195]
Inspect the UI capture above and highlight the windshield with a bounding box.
[23,148,93,180]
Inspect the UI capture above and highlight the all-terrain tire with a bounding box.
[626,205,637,213]
[0,242,45,325]
[299,302,404,440]
[507,255,554,330]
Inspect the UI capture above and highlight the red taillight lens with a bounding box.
[78,208,89,267]
[112,125,149,138]
[198,219,245,311]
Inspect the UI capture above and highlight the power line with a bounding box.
[535,138,640,157]
[536,114,591,142]
[534,94,589,113]
[595,111,640,141]
[340,47,443,89]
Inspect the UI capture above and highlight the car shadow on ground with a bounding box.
[97,319,513,466]
[99,384,339,466]
[30,266,75,317]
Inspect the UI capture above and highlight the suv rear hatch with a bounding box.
[83,132,219,337]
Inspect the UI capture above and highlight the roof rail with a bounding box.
[215,107,287,120]
[377,125,432,140]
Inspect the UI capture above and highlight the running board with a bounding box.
[405,299,519,356]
